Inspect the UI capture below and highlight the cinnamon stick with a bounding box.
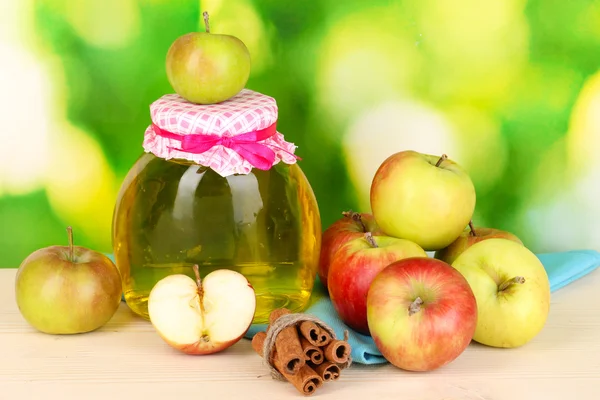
[313,361,341,381]
[300,337,324,365]
[252,331,323,396]
[252,332,272,362]
[299,320,332,347]
[269,308,306,375]
[323,338,351,364]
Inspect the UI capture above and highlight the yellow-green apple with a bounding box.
[166,11,251,104]
[451,238,551,348]
[434,221,523,265]
[369,151,476,251]
[318,210,384,290]
[148,265,256,355]
[366,257,478,372]
[15,226,122,335]
[327,232,427,334]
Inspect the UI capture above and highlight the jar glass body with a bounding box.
[112,153,321,324]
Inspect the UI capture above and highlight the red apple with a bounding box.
[434,221,523,265]
[366,257,478,372]
[327,232,426,335]
[318,211,383,290]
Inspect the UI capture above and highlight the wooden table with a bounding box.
[1,268,599,400]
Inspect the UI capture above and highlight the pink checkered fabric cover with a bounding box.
[143,89,298,176]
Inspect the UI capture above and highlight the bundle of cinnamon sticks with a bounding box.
[251,308,352,396]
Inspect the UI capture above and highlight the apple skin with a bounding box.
[166,31,251,104]
[451,238,551,348]
[15,239,122,335]
[327,233,427,335]
[366,257,478,372]
[434,225,523,265]
[369,150,476,251]
[148,268,256,355]
[318,211,384,290]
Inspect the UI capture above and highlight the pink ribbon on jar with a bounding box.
[152,121,299,171]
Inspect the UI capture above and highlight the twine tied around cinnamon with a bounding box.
[261,313,352,381]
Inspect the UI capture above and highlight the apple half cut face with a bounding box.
[148,266,256,355]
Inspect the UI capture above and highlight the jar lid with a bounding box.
[143,88,299,176]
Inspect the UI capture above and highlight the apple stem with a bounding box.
[193,264,203,292]
[342,210,367,232]
[408,297,424,316]
[435,154,448,167]
[498,276,526,292]
[469,221,477,237]
[364,232,378,248]
[66,226,74,262]
[203,11,210,33]
[192,264,206,310]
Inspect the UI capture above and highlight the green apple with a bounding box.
[370,151,476,251]
[15,227,122,335]
[434,221,523,265]
[166,11,251,104]
[451,238,551,348]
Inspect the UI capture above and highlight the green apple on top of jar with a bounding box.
[111,88,322,326]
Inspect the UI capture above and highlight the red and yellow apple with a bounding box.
[366,257,478,372]
[318,210,383,289]
[434,221,523,265]
[451,238,551,348]
[327,232,426,335]
[370,151,476,251]
[148,265,256,355]
[15,226,122,335]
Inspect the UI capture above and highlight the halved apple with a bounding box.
[148,265,256,355]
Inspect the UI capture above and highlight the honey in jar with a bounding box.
[111,89,322,324]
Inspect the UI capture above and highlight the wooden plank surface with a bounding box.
[1,268,599,400]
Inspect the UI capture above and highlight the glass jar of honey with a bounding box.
[111,89,321,324]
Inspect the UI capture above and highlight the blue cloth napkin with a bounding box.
[245,249,600,365]
[536,250,600,291]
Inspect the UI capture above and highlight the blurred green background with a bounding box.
[1,0,600,268]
